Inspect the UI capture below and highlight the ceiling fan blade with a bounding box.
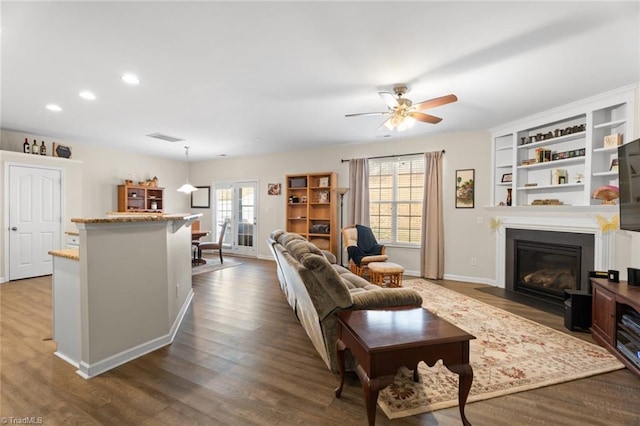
[378,91,398,109]
[413,94,458,111]
[345,111,389,117]
[409,111,442,124]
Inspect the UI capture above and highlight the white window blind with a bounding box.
[369,155,424,245]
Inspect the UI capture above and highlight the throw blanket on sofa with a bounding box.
[347,224,384,266]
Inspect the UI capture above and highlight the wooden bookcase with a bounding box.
[286,172,337,255]
[117,185,164,212]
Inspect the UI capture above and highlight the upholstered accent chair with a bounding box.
[198,220,228,263]
[341,224,388,277]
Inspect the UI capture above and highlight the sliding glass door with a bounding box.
[214,181,257,256]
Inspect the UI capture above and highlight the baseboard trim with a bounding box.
[443,274,496,286]
[54,351,79,368]
[76,289,194,379]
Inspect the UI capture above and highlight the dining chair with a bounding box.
[198,220,229,263]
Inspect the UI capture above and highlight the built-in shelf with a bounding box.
[516,156,585,170]
[516,131,586,150]
[594,119,626,129]
[517,183,584,191]
[491,85,635,207]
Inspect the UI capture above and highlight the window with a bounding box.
[369,155,424,245]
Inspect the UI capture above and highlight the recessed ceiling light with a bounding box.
[46,104,62,112]
[121,73,140,85]
[79,91,96,100]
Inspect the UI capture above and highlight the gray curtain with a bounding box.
[348,158,369,226]
[420,151,444,279]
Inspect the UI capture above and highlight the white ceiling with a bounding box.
[1,1,639,161]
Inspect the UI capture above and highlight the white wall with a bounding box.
[1,129,192,281]
[189,130,494,282]
[2,128,496,284]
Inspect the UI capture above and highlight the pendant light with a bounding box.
[177,146,198,194]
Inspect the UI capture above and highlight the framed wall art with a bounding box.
[456,169,475,208]
[268,183,281,195]
[190,186,211,208]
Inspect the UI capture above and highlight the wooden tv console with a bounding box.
[590,277,640,378]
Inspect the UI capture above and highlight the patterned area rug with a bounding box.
[191,257,241,276]
[377,279,624,419]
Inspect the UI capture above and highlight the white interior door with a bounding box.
[214,181,257,257]
[8,165,62,280]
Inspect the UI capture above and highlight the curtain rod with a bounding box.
[340,150,445,163]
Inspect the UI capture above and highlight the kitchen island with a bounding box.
[49,212,201,378]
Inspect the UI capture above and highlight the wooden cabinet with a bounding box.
[117,185,164,212]
[591,278,640,378]
[491,85,635,207]
[286,172,337,255]
[592,284,616,346]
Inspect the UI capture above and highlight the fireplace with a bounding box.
[506,229,594,305]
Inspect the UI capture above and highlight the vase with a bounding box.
[506,188,512,206]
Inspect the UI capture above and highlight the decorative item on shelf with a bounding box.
[40,141,46,156]
[301,195,307,203]
[124,179,133,185]
[288,196,300,204]
[501,173,512,183]
[575,173,584,183]
[151,176,158,188]
[310,224,330,234]
[317,190,330,203]
[604,133,622,149]
[150,201,158,210]
[552,168,568,185]
[506,188,512,206]
[23,137,30,154]
[318,177,329,187]
[592,185,619,205]
[531,199,562,205]
[524,183,538,187]
[610,159,619,172]
[52,142,72,158]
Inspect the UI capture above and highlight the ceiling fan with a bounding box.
[346,85,457,132]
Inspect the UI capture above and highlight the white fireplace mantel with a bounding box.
[486,205,618,288]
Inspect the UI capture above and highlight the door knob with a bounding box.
[10,226,17,231]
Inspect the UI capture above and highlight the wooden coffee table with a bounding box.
[335,307,475,426]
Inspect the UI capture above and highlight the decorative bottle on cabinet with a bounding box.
[31,139,38,155]
[40,141,46,156]
[23,138,30,154]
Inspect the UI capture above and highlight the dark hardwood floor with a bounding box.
[1,258,639,425]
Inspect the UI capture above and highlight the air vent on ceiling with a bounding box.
[146,133,185,143]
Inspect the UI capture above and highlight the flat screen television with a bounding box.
[618,138,640,231]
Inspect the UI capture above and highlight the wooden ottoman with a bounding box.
[367,262,404,287]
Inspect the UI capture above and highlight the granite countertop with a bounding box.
[71,213,201,224]
[49,248,79,261]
